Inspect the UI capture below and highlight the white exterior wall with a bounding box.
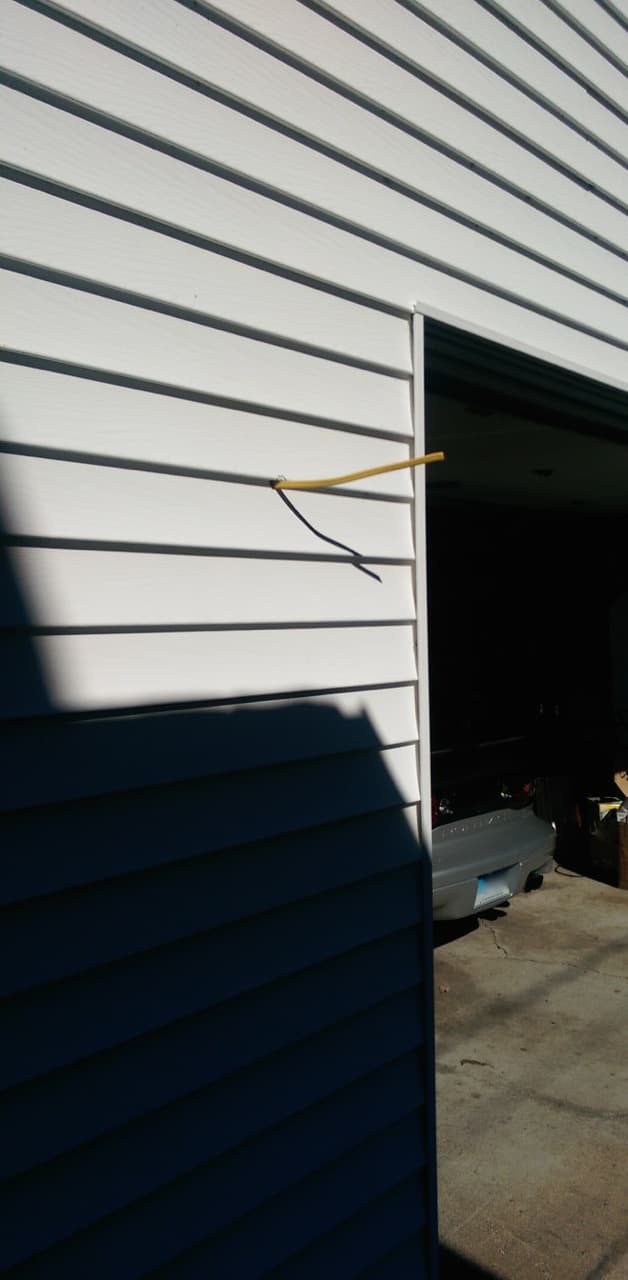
[2,0,626,801]
[1,1,627,1274]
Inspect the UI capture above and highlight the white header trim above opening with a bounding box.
[413,301,628,397]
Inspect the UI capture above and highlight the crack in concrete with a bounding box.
[480,919,509,958]
[444,1195,495,1240]
[477,923,628,980]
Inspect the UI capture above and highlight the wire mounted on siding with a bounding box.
[272,451,445,490]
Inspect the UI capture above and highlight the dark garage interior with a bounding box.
[424,320,628,874]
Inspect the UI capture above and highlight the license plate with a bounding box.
[474,870,512,910]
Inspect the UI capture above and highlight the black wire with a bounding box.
[274,488,382,583]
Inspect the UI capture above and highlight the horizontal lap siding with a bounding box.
[0,363,414,493]
[183,0,628,244]
[0,179,409,376]
[0,272,409,427]
[487,0,628,107]
[6,1105,427,1279]
[308,0,628,179]
[1,91,626,384]
[0,930,421,1180]
[6,0,623,1272]
[3,10,628,378]
[1,626,417,713]
[0,0,428,1265]
[0,454,413,554]
[406,0,628,149]
[3,809,424,991]
[2,744,420,904]
[2,549,415,628]
[1,687,418,808]
[545,0,628,70]
[9,0,624,270]
[3,1052,424,1263]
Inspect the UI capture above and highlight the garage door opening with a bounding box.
[423,319,628,893]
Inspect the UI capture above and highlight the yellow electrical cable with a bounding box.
[272,451,445,490]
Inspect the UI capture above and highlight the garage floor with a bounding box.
[434,868,628,1280]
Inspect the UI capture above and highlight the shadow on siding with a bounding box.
[0,511,437,1277]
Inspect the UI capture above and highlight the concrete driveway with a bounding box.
[434,867,628,1280]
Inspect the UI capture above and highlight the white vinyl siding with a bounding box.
[2,0,626,1273]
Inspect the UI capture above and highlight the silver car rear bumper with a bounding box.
[432,805,556,920]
